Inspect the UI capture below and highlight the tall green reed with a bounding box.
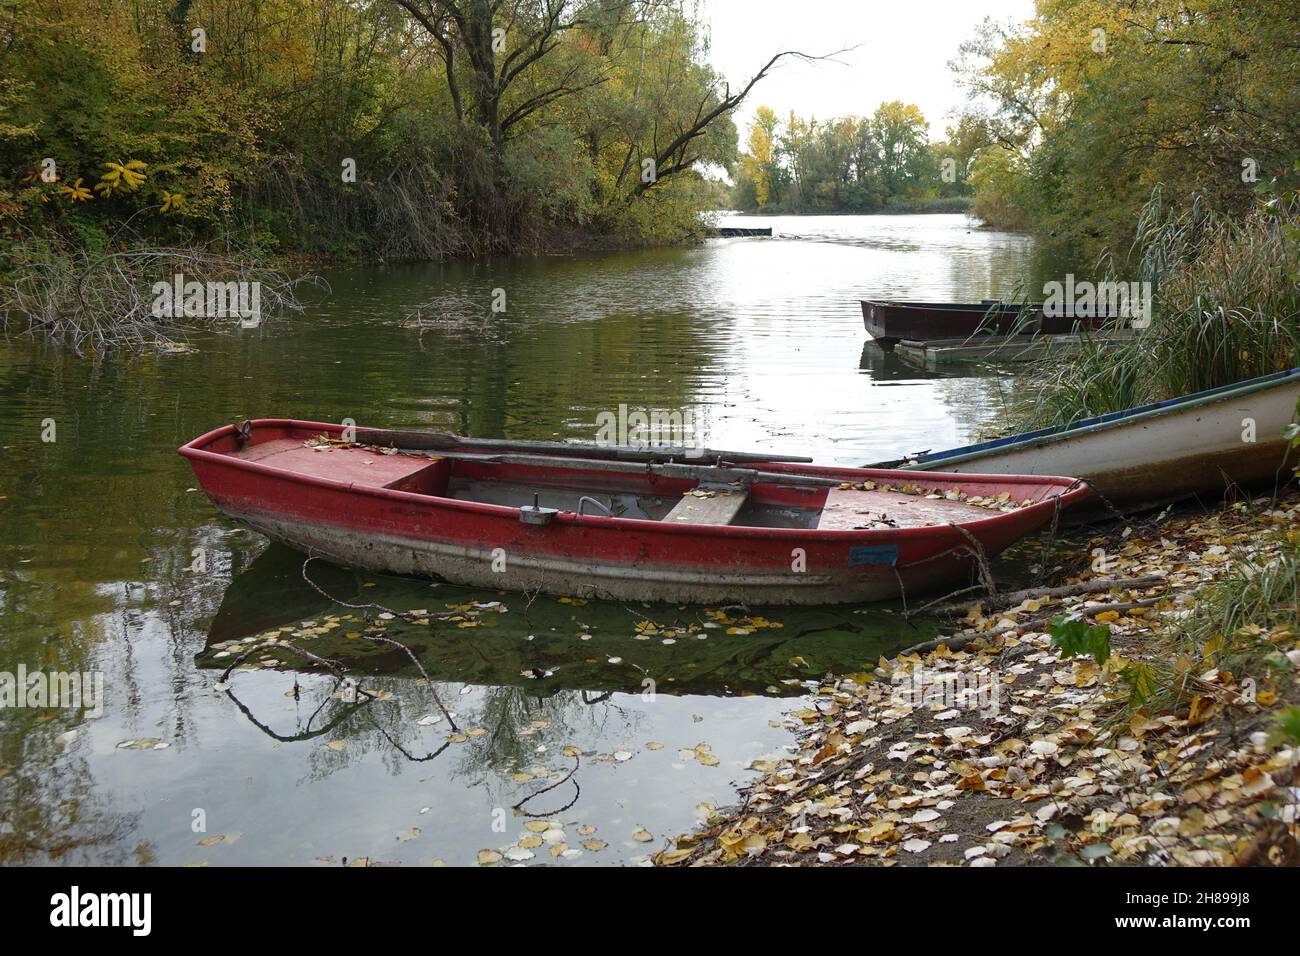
[1011,187,1300,430]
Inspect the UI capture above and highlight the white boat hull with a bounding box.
[904,373,1300,516]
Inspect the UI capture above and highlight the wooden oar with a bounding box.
[352,426,812,465]
[425,449,844,489]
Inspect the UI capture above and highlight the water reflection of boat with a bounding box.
[200,545,927,698]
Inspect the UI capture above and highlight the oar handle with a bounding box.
[426,449,842,489]
[353,426,812,465]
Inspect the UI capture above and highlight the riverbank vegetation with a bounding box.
[952,0,1300,259]
[731,104,979,214]
[0,0,775,272]
[1007,187,1300,429]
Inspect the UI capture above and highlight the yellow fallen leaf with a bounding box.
[659,846,696,865]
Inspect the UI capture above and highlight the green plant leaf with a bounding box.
[1120,661,1158,708]
[1049,614,1112,665]
[1268,706,1300,747]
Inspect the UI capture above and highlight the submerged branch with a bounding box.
[0,235,323,353]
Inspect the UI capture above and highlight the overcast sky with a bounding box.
[702,0,1035,141]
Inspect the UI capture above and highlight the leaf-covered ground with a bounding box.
[657,495,1300,867]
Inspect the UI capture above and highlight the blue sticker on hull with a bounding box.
[848,545,899,567]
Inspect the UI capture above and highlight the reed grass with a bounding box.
[1010,189,1300,430]
[1119,532,1299,717]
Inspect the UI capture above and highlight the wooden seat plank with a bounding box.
[663,487,749,525]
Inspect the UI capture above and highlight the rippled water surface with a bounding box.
[0,214,1052,865]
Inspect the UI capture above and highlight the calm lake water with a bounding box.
[0,214,1053,866]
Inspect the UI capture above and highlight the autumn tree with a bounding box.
[871,101,930,196]
[739,106,780,206]
[2,0,831,259]
[951,0,1300,252]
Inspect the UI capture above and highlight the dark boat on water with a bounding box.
[861,299,1113,348]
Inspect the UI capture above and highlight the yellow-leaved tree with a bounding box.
[740,106,780,207]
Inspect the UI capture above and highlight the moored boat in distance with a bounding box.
[860,299,1114,348]
[871,368,1300,517]
[180,419,1090,606]
[716,226,773,237]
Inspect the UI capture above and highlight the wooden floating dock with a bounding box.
[715,227,773,237]
[895,331,1134,368]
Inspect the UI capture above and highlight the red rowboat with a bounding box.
[861,299,1113,348]
[179,419,1090,605]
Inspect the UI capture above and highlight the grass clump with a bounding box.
[1120,530,1299,717]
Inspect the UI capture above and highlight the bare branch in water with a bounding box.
[0,235,326,353]
[402,290,507,343]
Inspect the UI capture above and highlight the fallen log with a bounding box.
[916,573,1167,618]
[900,595,1170,656]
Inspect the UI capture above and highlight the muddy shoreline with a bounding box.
[658,495,1300,867]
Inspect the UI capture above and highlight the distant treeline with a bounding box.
[0,0,757,264]
[732,104,982,214]
[731,2,1300,254]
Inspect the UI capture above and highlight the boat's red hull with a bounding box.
[180,420,1089,605]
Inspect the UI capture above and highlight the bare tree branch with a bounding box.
[629,47,853,200]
